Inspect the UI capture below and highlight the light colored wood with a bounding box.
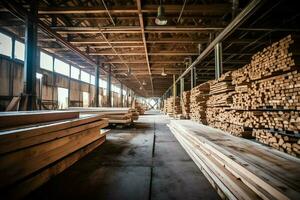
[169,120,300,200]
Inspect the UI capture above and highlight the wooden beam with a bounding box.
[137,0,153,95]
[38,4,231,14]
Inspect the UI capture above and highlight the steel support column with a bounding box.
[120,83,123,107]
[94,58,100,107]
[215,42,223,79]
[180,78,184,98]
[23,0,38,110]
[107,65,112,107]
[191,67,194,89]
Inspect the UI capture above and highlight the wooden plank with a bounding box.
[2,136,106,199]
[0,126,105,187]
[0,111,79,129]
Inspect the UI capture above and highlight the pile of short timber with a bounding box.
[173,97,182,115]
[181,91,191,119]
[168,120,300,200]
[252,129,300,156]
[163,99,167,113]
[68,107,138,125]
[0,111,109,199]
[205,72,252,137]
[190,82,210,124]
[132,100,145,115]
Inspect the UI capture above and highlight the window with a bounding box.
[81,71,90,83]
[40,51,53,71]
[71,66,80,80]
[54,58,70,76]
[0,32,12,57]
[14,40,25,61]
[90,75,95,85]
[100,79,107,89]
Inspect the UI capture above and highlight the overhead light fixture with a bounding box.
[155,0,167,26]
[142,80,147,85]
[124,67,132,77]
[161,68,167,76]
[139,86,143,90]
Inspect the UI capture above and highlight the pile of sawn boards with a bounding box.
[168,120,300,200]
[0,111,109,199]
[68,107,139,125]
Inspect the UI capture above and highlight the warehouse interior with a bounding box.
[0,0,300,199]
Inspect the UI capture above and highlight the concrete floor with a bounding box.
[27,111,219,200]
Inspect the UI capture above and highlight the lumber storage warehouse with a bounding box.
[0,0,300,199]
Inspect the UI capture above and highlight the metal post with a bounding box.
[120,83,123,107]
[215,42,223,79]
[180,78,184,99]
[23,0,38,110]
[191,67,194,89]
[95,58,100,107]
[107,65,112,107]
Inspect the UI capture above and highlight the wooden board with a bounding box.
[169,120,300,200]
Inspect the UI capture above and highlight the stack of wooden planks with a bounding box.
[68,107,138,125]
[181,91,191,119]
[252,129,300,156]
[132,100,145,115]
[0,111,109,199]
[190,82,210,124]
[163,97,182,117]
[168,120,300,200]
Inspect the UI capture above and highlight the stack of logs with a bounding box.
[190,82,210,123]
[181,91,191,119]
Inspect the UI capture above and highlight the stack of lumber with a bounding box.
[132,100,145,115]
[0,111,109,199]
[68,107,138,124]
[168,120,300,200]
[188,35,300,156]
[181,91,191,119]
[252,129,300,157]
[190,82,210,124]
[163,99,167,113]
[209,72,235,95]
[173,96,182,115]
[166,97,174,115]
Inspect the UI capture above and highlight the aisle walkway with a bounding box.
[27,111,218,200]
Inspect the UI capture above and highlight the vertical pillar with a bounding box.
[68,64,71,107]
[120,83,123,107]
[191,67,194,89]
[107,65,112,107]
[94,58,100,107]
[23,0,38,110]
[126,87,129,107]
[215,42,223,79]
[180,78,184,98]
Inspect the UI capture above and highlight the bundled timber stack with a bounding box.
[166,97,174,115]
[190,82,210,124]
[68,107,138,125]
[168,120,300,200]
[181,91,191,119]
[132,100,145,115]
[173,97,182,115]
[0,111,109,199]
[163,99,167,113]
[228,34,300,156]
[253,129,300,157]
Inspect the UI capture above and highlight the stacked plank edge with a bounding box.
[0,111,109,199]
[186,35,300,157]
[163,97,182,118]
[181,91,191,119]
[168,120,300,200]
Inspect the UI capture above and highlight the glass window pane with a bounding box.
[71,66,80,80]
[14,40,25,61]
[0,32,12,57]
[81,71,90,83]
[90,75,95,85]
[54,58,70,76]
[40,51,53,71]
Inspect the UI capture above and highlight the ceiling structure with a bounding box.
[0,0,299,97]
